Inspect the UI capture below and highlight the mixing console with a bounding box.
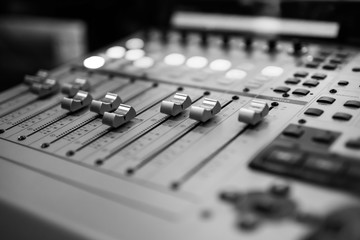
[1,30,360,240]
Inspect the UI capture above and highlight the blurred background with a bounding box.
[0,0,359,92]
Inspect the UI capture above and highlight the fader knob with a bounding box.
[24,70,49,85]
[61,78,91,97]
[189,98,221,122]
[90,92,122,115]
[61,90,93,112]
[30,78,59,97]
[238,100,269,125]
[160,93,192,116]
[102,104,136,128]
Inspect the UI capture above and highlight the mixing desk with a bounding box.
[1,29,360,240]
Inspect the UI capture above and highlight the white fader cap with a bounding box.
[90,92,122,115]
[102,104,136,128]
[238,99,269,125]
[160,93,192,116]
[189,98,221,122]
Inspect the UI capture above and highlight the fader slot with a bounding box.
[101,92,233,172]
[28,79,149,150]
[54,84,178,160]
[98,89,205,168]
[130,98,251,187]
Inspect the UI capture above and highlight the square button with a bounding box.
[285,78,301,85]
[345,139,360,150]
[317,96,336,104]
[311,73,327,80]
[292,89,310,96]
[312,131,335,144]
[304,157,343,173]
[273,86,291,93]
[303,80,319,87]
[306,62,319,68]
[294,71,308,78]
[304,108,324,117]
[266,149,304,165]
[332,112,352,121]
[344,100,360,109]
[283,125,304,138]
[322,64,337,70]
[338,80,349,86]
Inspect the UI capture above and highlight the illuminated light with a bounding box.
[83,56,105,69]
[164,53,186,66]
[133,57,154,69]
[261,66,284,77]
[253,17,281,34]
[106,46,126,59]
[209,59,232,71]
[125,49,145,61]
[225,69,247,80]
[186,56,208,69]
[125,38,145,49]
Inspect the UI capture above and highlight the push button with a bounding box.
[304,108,324,117]
[305,62,319,68]
[317,96,336,104]
[292,89,310,96]
[345,138,360,150]
[338,80,349,86]
[322,64,337,70]
[294,71,308,78]
[346,165,360,179]
[282,125,304,138]
[312,131,335,144]
[344,100,360,109]
[273,86,291,93]
[329,58,343,64]
[302,80,319,87]
[311,73,327,80]
[285,78,300,85]
[265,149,304,165]
[304,157,343,174]
[332,112,352,121]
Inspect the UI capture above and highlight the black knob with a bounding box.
[222,34,230,49]
[160,28,169,44]
[180,29,188,45]
[292,40,306,55]
[244,36,253,50]
[200,31,208,47]
[267,39,277,52]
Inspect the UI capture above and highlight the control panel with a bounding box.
[0,30,359,240]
